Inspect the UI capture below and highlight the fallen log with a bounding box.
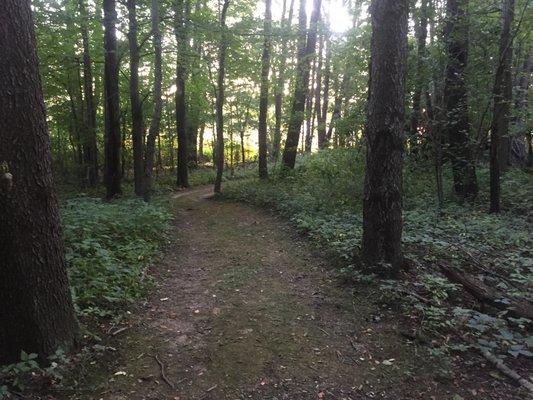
[479,348,533,393]
[438,262,533,323]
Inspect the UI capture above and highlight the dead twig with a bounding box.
[154,355,175,390]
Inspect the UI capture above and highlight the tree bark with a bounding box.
[0,0,78,364]
[143,0,163,201]
[78,0,99,187]
[490,0,515,213]
[258,0,272,179]
[214,0,230,193]
[362,0,408,275]
[175,0,190,187]
[272,0,295,162]
[103,0,122,199]
[281,0,321,169]
[127,0,145,196]
[443,0,477,200]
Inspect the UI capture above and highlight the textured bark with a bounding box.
[362,0,408,274]
[282,0,321,169]
[175,0,190,187]
[78,0,98,187]
[409,0,428,152]
[443,0,477,200]
[127,0,145,196]
[272,0,295,162]
[143,0,163,201]
[103,0,122,199]
[214,0,230,193]
[490,0,515,213]
[258,0,272,179]
[0,0,78,364]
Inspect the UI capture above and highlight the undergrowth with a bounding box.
[223,148,533,367]
[62,196,172,318]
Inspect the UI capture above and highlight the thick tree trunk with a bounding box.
[103,0,122,199]
[258,0,272,179]
[409,0,428,153]
[143,0,163,201]
[214,0,230,193]
[127,0,145,196]
[282,0,321,169]
[175,0,190,187]
[362,0,408,275]
[78,0,99,187]
[0,0,78,364]
[443,0,477,200]
[490,0,515,213]
[272,0,294,162]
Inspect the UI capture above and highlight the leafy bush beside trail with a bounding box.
[61,197,172,318]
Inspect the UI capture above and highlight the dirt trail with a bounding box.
[63,187,504,400]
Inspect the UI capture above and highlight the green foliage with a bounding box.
[61,197,172,317]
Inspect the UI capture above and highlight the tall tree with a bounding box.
[143,0,163,201]
[362,0,408,274]
[489,0,515,213]
[78,0,99,187]
[175,0,190,187]
[282,0,322,169]
[258,0,272,179]
[214,0,230,193]
[0,0,78,364]
[443,0,477,200]
[127,0,145,196]
[409,0,428,152]
[272,0,295,162]
[511,55,532,167]
[103,0,122,199]
[317,28,331,149]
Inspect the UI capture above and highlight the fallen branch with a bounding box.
[438,262,533,323]
[154,355,175,390]
[479,348,533,393]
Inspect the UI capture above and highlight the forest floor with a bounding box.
[57,186,526,400]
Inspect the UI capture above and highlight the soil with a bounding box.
[55,187,529,400]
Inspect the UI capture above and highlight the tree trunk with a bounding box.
[409,0,428,153]
[258,0,272,179]
[0,0,78,364]
[103,0,122,199]
[489,0,515,213]
[362,0,408,275]
[272,0,295,162]
[78,0,99,187]
[127,0,145,196]
[510,55,532,167]
[143,0,163,201]
[305,55,317,153]
[175,0,190,187]
[282,0,321,169]
[199,123,205,161]
[317,29,330,149]
[214,0,230,193]
[443,0,477,200]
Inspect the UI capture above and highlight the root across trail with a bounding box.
[63,187,524,400]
